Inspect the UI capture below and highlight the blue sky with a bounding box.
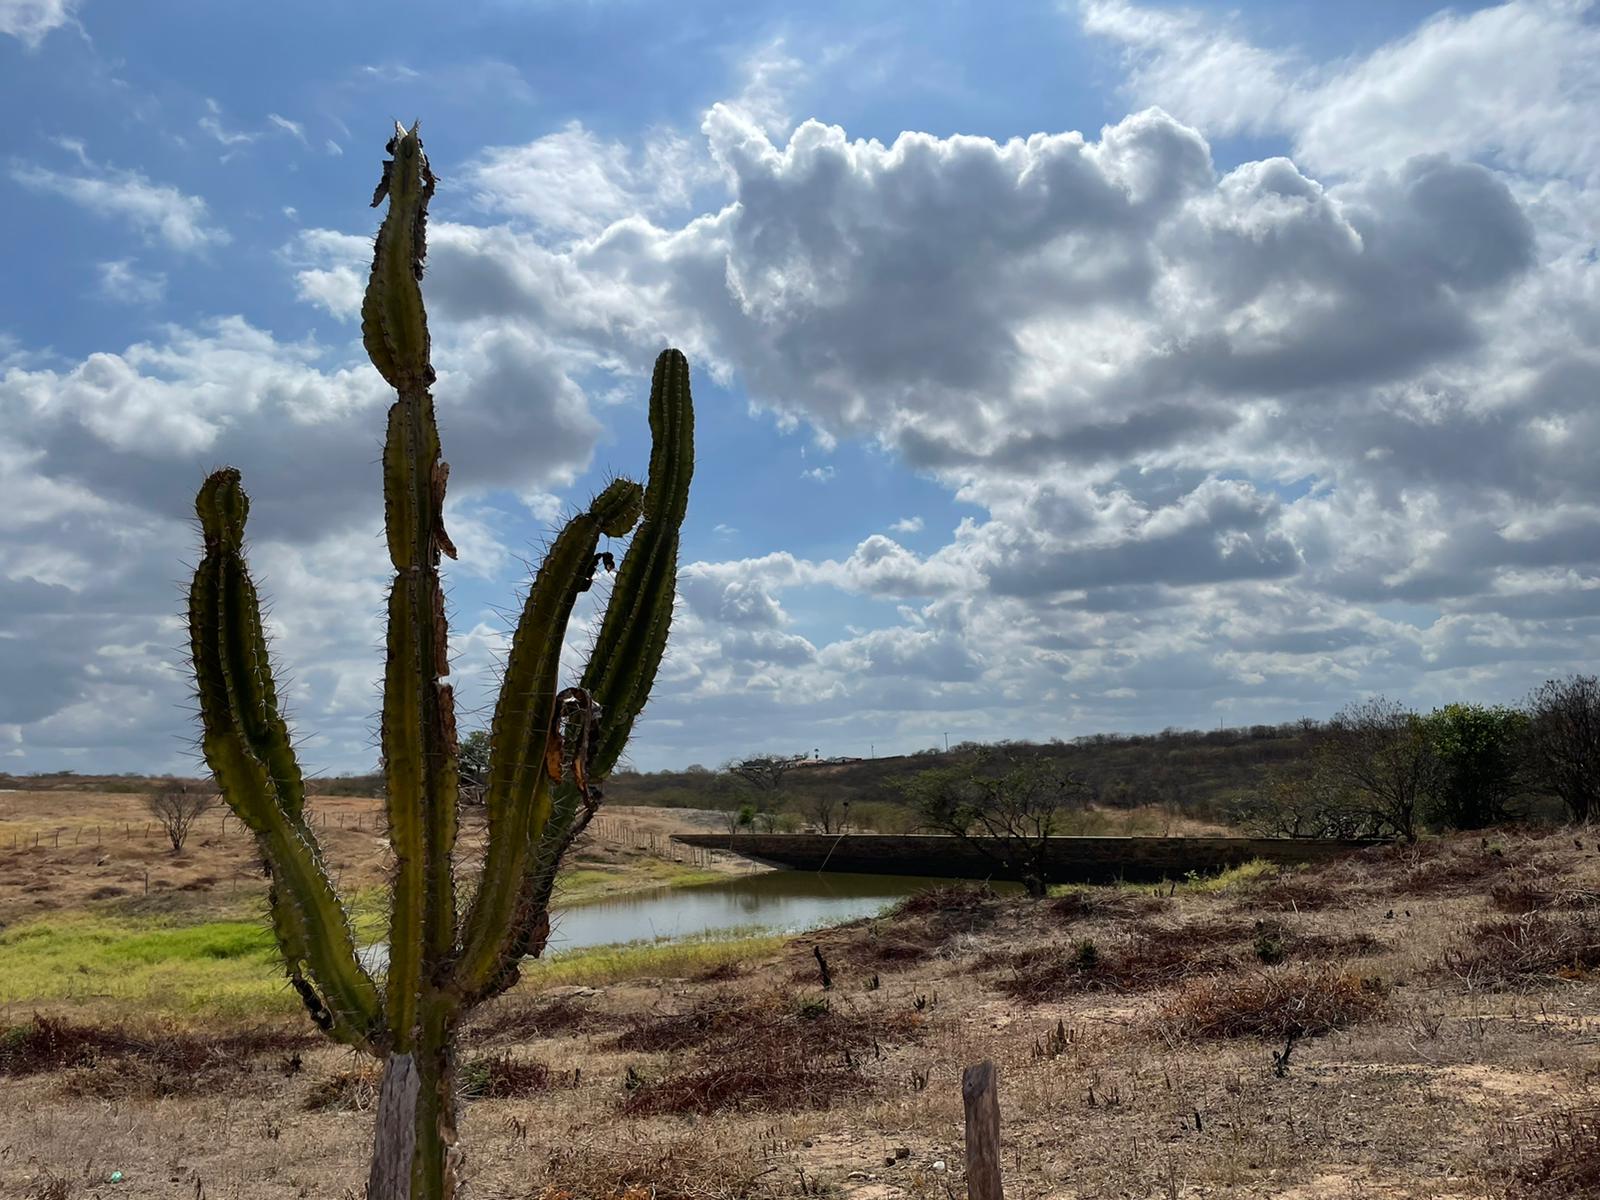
[3,0,1597,775]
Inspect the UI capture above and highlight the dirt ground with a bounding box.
[3,823,1598,1198]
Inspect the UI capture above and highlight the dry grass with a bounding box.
[459,1052,553,1099]
[3,825,1599,1199]
[1491,873,1600,914]
[1505,1106,1600,1198]
[614,989,923,1116]
[532,1130,771,1200]
[0,1014,311,1099]
[1443,913,1600,986]
[1048,886,1172,921]
[303,1063,382,1112]
[464,993,614,1044]
[1157,966,1390,1039]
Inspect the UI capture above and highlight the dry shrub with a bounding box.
[621,1048,859,1117]
[983,920,1254,1000]
[1158,967,1388,1039]
[1291,929,1389,960]
[1228,869,1357,913]
[306,1054,554,1110]
[536,1132,768,1200]
[1443,914,1600,986]
[1049,888,1171,922]
[611,991,919,1057]
[304,1064,382,1112]
[1233,832,1587,915]
[616,992,920,1116]
[23,1167,69,1200]
[0,1015,310,1097]
[1490,874,1600,915]
[0,1016,143,1075]
[807,907,996,977]
[460,1052,552,1099]
[609,995,747,1053]
[821,883,1004,971]
[1353,838,1537,896]
[1507,1106,1600,1198]
[865,937,938,964]
[466,994,610,1044]
[892,882,1001,918]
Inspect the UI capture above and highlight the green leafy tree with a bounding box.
[187,125,694,1200]
[457,729,490,802]
[1421,703,1529,829]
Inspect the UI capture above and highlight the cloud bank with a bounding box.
[2,0,1597,771]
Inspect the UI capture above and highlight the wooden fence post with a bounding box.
[962,1060,1003,1200]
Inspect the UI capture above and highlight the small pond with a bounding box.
[360,869,995,970]
[546,869,994,950]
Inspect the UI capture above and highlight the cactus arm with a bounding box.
[501,349,696,971]
[364,121,462,1053]
[452,480,644,1001]
[579,349,695,776]
[188,469,383,1050]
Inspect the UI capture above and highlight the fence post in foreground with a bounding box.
[962,1059,1003,1200]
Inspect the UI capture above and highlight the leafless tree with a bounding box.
[1315,697,1438,841]
[800,790,851,834]
[147,782,218,853]
[1229,764,1377,839]
[1526,674,1600,823]
[899,753,1087,897]
[727,754,805,792]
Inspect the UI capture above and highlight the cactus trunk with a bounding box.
[369,1015,457,1200]
[186,122,694,1200]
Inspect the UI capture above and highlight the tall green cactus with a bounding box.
[187,122,694,1200]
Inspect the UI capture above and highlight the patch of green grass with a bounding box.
[0,913,298,1023]
[1183,858,1276,893]
[0,867,760,1025]
[528,929,783,989]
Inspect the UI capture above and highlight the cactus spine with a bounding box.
[187,122,694,1200]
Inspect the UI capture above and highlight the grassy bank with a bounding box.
[0,913,296,1023]
[553,857,730,904]
[0,911,786,1026]
[0,859,775,1027]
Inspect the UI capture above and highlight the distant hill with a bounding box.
[0,723,1317,827]
[605,723,1321,827]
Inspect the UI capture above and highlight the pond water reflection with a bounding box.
[546,869,999,950]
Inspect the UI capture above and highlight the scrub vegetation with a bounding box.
[3,822,1598,1198]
